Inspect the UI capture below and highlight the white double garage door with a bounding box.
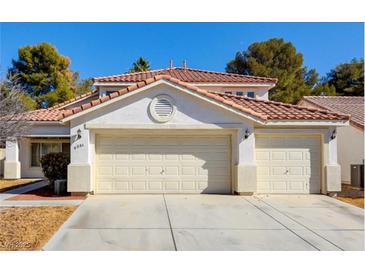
[95,135,320,194]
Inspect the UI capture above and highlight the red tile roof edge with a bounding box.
[48,90,98,110]
[93,68,167,80]
[215,92,350,121]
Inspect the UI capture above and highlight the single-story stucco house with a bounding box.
[3,67,350,195]
[298,96,364,185]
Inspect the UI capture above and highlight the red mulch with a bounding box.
[7,186,86,201]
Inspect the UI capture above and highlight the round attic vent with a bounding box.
[150,95,176,123]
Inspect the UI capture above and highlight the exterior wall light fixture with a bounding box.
[244,128,250,139]
[330,129,337,140]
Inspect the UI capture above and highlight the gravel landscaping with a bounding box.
[0,206,77,251]
[337,184,364,208]
[337,197,364,208]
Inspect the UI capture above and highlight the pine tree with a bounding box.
[226,38,318,104]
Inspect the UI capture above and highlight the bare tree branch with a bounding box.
[0,83,31,145]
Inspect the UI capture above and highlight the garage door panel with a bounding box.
[95,135,231,194]
[114,180,129,191]
[287,181,307,192]
[288,166,304,176]
[257,181,270,192]
[131,167,146,176]
[271,151,286,160]
[147,181,163,190]
[96,166,113,176]
[256,136,320,194]
[115,167,129,176]
[271,166,287,176]
[271,181,287,192]
[256,151,270,161]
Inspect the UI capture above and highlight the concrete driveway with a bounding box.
[43,194,364,251]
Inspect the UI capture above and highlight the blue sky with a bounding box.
[0,23,363,80]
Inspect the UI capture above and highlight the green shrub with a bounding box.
[40,152,70,185]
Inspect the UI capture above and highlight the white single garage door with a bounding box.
[95,135,231,194]
[256,136,321,194]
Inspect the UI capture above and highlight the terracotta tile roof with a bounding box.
[4,76,349,123]
[213,93,350,121]
[301,96,364,128]
[93,67,278,84]
[1,90,98,122]
[59,75,348,122]
[48,90,98,110]
[1,108,67,122]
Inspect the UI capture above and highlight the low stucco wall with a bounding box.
[337,125,364,183]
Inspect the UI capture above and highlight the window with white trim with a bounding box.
[236,91,244,96]
[31,142,70,167]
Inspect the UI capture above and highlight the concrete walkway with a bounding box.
[0,180,84,207]
[43,194,364,251]
[0,180,48,201]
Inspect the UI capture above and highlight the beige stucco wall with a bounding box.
[337,125,364,183]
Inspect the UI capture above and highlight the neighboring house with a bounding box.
[298,96,364,185]
[2,67,349,195]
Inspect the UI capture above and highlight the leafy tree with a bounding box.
[312,82,337,96]
[303,68,319,89]
[129,57,150,73]
[326,58,364,96]
[226,38,318,104]
[73,72,94,96]
[8,42,75,107]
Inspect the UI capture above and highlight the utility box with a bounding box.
[54,179,68,195]
[351,164,364,188]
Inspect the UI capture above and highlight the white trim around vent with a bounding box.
[149,94,176,123]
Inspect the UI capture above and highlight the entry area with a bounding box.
[255,135,321,194]
[94,135,231,194]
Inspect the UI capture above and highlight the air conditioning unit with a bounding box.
[351,164,364,188]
